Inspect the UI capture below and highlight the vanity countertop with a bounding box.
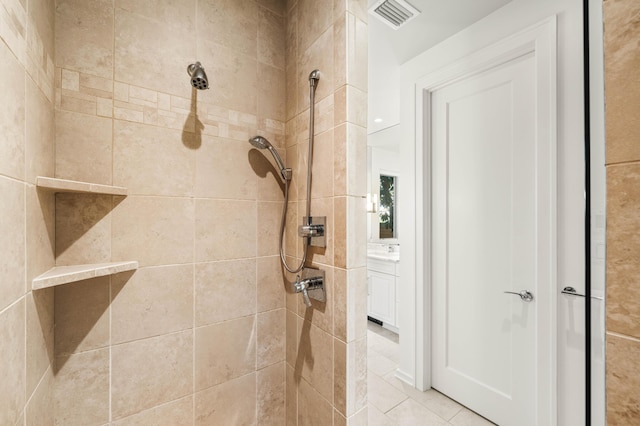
[367,252,400,263]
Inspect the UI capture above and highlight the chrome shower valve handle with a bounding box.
[294,275,312,307]
[293,268,326,308]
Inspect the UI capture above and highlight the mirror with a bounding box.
[379,174,397,239]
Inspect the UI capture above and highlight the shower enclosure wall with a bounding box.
[0,0,368,424]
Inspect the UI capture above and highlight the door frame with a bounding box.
[413,17,558,424]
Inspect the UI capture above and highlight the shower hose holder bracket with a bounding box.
[299,216,326,247]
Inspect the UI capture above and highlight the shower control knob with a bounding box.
[293,275,312,308]
[293,270,325,308]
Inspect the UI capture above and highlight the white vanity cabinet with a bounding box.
[367,257,399,332]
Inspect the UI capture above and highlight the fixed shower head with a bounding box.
[187,62,209,90]
[249,136,291,181]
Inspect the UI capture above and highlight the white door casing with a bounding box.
[414,17,557,425]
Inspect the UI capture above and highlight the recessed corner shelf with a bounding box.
[36,176,128,196]
[32,261,139,290]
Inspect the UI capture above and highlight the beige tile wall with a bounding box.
[0,0,56,423]
[604,0,640,423]
[283,0,368,424]
[52,0,290,424]
[0,0,366,422]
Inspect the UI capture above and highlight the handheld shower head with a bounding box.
[187,62,209,90]
[249,135,271,150]
[249,136,291,181]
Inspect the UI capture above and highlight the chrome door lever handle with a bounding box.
[561,286,604,300]
[503,290,534,302]
[561,286,585,297]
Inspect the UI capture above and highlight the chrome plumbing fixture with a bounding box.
[249,136,292,181]
[298,216,326,247]
[293,267,326,307]
[187,62,209,90]
[249,68,326,277]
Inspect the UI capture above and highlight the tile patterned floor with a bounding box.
[367,322,496,426]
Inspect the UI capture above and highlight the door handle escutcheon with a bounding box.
[503,290,534,302]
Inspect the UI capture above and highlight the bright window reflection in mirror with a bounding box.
[379,175,396,239]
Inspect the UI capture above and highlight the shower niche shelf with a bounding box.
[32,176,138,290]
[33,261,139,290]
[36,176,128,195]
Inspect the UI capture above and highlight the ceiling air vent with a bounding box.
[369,0,421,30]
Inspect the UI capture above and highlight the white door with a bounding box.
[431,52,551,426]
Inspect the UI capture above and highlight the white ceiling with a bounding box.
[368,0,513,136]
[368,0,513,65]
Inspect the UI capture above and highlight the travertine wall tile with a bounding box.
[55,0,114,79]
[111,331,193,420]
[298,377,334,425]
[197,40,259,115]
[194,373,257,425]
[195,259,257,326]
[258,0,286,17]
[0,177,26,312]
[258,362,286,424]
[111,265,193,344]
[115,0,195,30]
[54,348,110,425]
[113,120,196,196]
[43,0,362,422]
[197,0,259,58]
[604,0,640,164]
[606,334,640,424]
[1,0,55,423]
[258,308,286,369]
[298,28,335,111]
[258,201,285,256]
[284,2,368,421]
[25,186,54,284]
[0,299,26,425]
[55,193,112,265]
[259,6,286,69]
[0,41,25,180]
[195,199,257,262]
[111,396,193,426]
[115,8,194,98]
[605,0,640,423]
[25,365,54,426]
[54,277,110,356]
[55,109,113,185]
[298,317,335,402]
[297,0,333,53]
[259,63,287,121]
[112,196,195,267]
[195,136,258,200]
[195,316,256,390]
[606,164,640,339]
[25,289,54,396]
[257,256,287,312]
[25,80,54,183]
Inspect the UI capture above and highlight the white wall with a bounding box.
[395,0,588,424]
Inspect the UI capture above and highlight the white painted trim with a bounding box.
[413,16,558,424]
